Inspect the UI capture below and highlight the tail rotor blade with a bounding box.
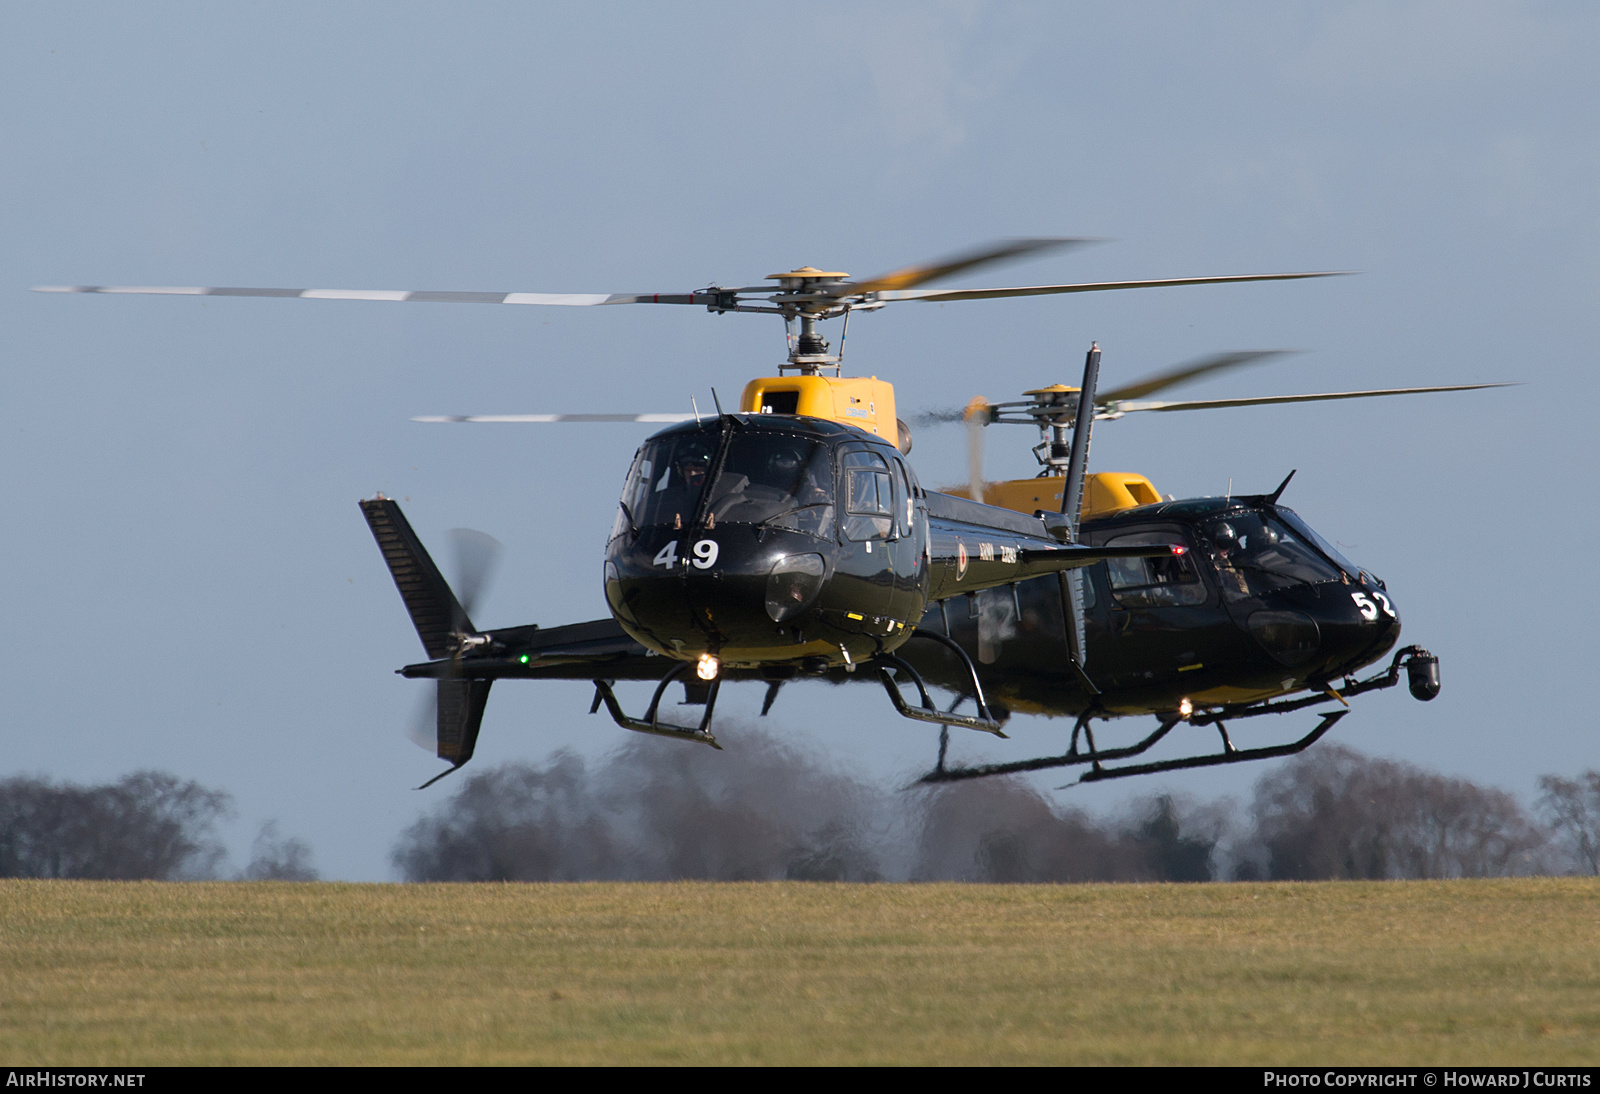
[965,398,988,502]
[407,690,438,753]
[448,528,502,620]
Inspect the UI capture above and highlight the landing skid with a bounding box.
[871,630,1008,737]
[919,646,1432,785]
[591,663,723,748]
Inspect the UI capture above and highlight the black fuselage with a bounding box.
[904,496,1400,717]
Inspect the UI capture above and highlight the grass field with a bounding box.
[1,878,1596,1065]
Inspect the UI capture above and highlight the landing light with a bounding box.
[1178,697,1193,720]
[697,653,720,681]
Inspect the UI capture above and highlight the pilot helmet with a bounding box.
[677,442,713,484]
[1209,521,1238,550]
[767,445,805,476]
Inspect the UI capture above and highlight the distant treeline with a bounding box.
[0,772,317,881]
[4,746,1595,883]
[395,736,1600,883]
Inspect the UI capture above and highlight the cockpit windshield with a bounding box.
[616,429,835,538]
[1202,510,1345,599]
[1275,507,1363,578]
[706,433,834,536]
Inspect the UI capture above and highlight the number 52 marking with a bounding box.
[1351,590,1396,621]
[651,539,720,569]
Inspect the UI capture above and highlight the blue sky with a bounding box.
[5,3,1597,878]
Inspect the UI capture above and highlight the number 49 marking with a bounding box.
[652,539,719,569]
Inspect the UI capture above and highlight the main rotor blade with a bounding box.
[1098,350,1292,404]
[877,270,1350,304]
[32,285,711,306]
[414,413,696,423]
[1105,383,1516,416]
[845,238,1093,296]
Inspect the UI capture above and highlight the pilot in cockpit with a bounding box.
[1208,520,1251,597]
[652,440,714,529]
[708,439,827,524]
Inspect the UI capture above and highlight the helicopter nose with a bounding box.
[1243,584,1400,676]
[1319,584,1401,673]
[608,529,834,659]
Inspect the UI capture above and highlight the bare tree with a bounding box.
[1537,772,1600,875]
[1135,794,1217,882]
[1247,746,1548,880]
[0,772,231,880]
[240,820,319,881]
[394,751,622,881]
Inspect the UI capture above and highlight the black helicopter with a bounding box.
[36,240,1501,786]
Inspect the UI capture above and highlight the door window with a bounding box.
[841,450,893,541]
[1105,531,1207,607]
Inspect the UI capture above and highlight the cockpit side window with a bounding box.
[1104,530,1207,608]
[612,446,647,540]
[841,449,893,542]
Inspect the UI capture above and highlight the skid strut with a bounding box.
[591,662,723,748]
[872,629,1008,736]
[875,654,1007,737]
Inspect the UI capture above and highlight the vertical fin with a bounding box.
[1057,343,1103,693]
[1058,341,1103,534]
[360,497,474,659]
[1066,571,1089,663]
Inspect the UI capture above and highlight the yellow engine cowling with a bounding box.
[739,375,901,449]
[945,471,1163,520]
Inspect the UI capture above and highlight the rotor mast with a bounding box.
[968,383,1088,477]
[766,267,860,376]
